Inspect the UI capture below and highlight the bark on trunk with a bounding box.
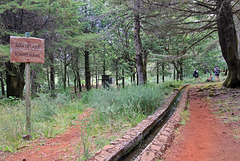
[85,50,91,91]
[162,64,165,82]
[67,73,70,88]
[157,62,159,84]
[5,62,25,98]
[0,79,4,96]
[95,71,98,89]
[116,58,119,86]
[74,78,77,94]
[0,72,5,95]
[103,59,106,75]
[47,67,50,90]
[134,0,146,85]
[143,50,148,82]
[50,52,55,91]
[0,77,5,96]
[77,70,82,92]
[217,0,240,88]
[122,69,125,88]
[63,53,67,91]
[173,67,176,80]
[178,60,183,81]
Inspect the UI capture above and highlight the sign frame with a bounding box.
[10,36,45,63]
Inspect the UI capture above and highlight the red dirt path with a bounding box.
[164,85,240,161]
[1,108,92,161]
[1,84,240,161]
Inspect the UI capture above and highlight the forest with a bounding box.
[0,0,240,160]
[0,0,239,98]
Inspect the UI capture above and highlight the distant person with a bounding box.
[206,74,214,82]
[214,65,221,82]
[193,69,200,83]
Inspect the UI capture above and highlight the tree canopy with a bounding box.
[0,0,240,98]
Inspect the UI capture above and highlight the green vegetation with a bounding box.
[180,110,190,126]
[78,80,189,159]
[0,78,189,158]
[0,0,239,160]
[0,93,85,152]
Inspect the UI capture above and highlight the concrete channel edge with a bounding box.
[87,85,189,161]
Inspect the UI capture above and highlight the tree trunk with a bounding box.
[5,62,25,98]
[92,72,94,88]
[72,69,77,94]
[116,58,119,86]
[143,50,148,82]
[85,50,91,91]
[74,78,77,94]
[237,30,240,54]
[162,64,165,83]
[225,68,228,76]
[173,67,176,80]
[103,59,106,75]
[67,73,70,88]
[0,72,5,95]
[178,60,183,81]
[134,0,145,85]
[157,62,159,84]
[77,70,82,92]
[176,63,180,81]
[122,69,125,88]
[50,52,55,91]
[95,71,98,89]
[63,53,67,91]
[217,0,240,88]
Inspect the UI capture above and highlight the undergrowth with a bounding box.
[0,93,85,152]
[0,79,187,159]
[80,81,185,159]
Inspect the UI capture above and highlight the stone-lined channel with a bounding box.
[88,85,188,161]
[121,88,185,161]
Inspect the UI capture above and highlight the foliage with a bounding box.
[0,93,85,152]
[180,110,190,126]
[79,82,185,158]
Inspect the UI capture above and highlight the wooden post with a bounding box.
[25,32,31,134]
[10,33,45,136]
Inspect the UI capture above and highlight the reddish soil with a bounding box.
[164,84,240,161]
[1,84,240,161]
[1,108,92,161]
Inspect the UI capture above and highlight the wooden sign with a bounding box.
[10,36,45,63]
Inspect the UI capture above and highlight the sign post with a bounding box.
[25,32,31,134]
[10,33,44,135]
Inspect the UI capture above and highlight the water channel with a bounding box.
[121,88,185,161]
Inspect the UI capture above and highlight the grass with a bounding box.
[0,79,191,159]
[79,81,187,159]
[0,93,85,152]
[180,110,190,126]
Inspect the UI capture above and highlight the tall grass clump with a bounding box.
[86,84,171,131]
[0,98,26,152]
[79,83,176,158]
[0,93,85,152]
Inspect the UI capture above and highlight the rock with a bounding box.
[141,151,155,161]
[17,145,28,150]
[22,135,32,140]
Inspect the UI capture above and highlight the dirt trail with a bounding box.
[164,85,240,161]
[1,84,240,161]
[1,108,92,161]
